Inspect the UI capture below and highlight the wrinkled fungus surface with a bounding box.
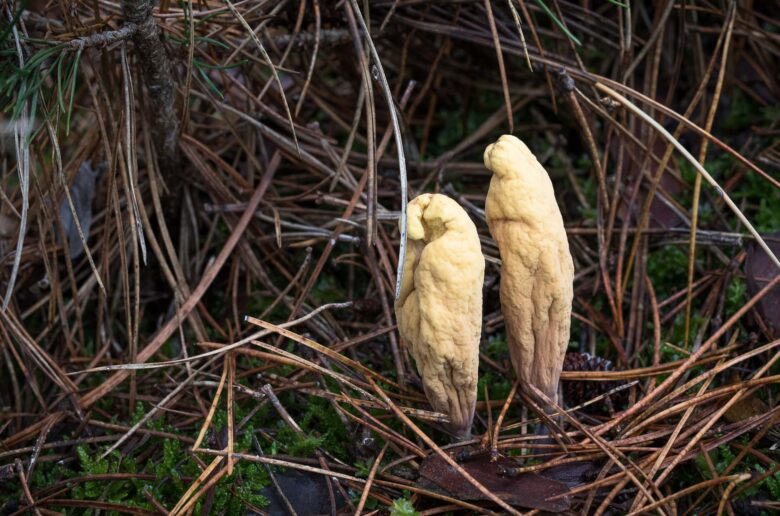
[484,135,574,406]
[395,193,485,438]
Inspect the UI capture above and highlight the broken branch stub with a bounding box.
[122,0,179,178]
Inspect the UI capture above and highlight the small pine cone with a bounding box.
[562,352,628,414]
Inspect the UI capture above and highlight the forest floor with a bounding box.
[2,1,780,514]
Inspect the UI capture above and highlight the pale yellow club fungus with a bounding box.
[484,135,574,409]
[395,193,485,439]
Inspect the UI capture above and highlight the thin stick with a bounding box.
[192,357,229,450]
[226,351,235,476]
[484,0,514,132]
[224,0,299,154]
[71,301,352,375]
[685,2,736,345]
[15,459,42,516]
[491,379,519,460]
[348,0,408,300]
[354,443,388,516]
[2,9,30,309]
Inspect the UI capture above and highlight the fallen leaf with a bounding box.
[418,452,571,512]
[58,160,103,259]
[723,372,769,424]
[744,232,780,338]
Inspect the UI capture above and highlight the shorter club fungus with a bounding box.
[395,193,485,439]
[484,135,574,408]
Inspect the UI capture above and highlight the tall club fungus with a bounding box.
[484,135,574,413]
[395,193,485,439]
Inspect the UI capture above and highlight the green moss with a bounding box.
[477,370,512,402]
[421,90,504,159]
[688,443,780,506]
[265,396,349,460]
[24,411,272,514]
[390,496,421,516]
[275,426,324,457]
[646,245,689,299]
[68,446,149,511]
[722,89,756,131]
[484,333,508,361]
